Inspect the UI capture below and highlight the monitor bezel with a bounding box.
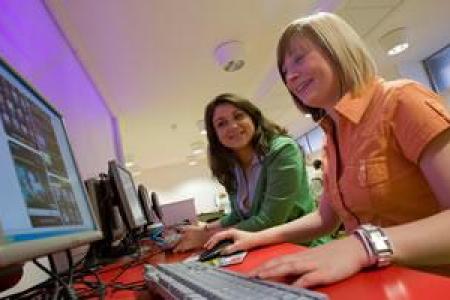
[137,184,154,226]
[108,160,147,230]
[150,191,164,222]
[0,56,103,268]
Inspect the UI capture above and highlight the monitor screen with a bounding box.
[137,184,154,225]
[108,160,146,229]
[0,57,102,268]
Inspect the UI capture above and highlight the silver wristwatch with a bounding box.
[354,224,393,267]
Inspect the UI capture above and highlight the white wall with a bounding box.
[397,61,432,89]
[136,158,226,215]
[0,1,117,296]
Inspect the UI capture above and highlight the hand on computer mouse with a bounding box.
[204,229,261,256]
[172,224,209,253]
[198,239,234,262]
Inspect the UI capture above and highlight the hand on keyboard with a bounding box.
[248,236,369,288]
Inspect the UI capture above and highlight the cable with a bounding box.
[71,257,107,300]
[32,258,78,300]
[73,267,106,300]
[105,246,163,294]
[74,238,163,297]
[65,249,76,287]
[108,280,146,292]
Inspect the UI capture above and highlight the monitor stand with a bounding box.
[84,234,138,269]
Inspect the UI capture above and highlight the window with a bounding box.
[297,135,311,154]
[423,44,450,93]
[308,127,325,153]
[296,127,325,155]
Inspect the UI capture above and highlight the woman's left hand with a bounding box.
[249,235,370,288]
[172,224,209,253]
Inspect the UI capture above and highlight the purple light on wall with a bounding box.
[0,1,118,178]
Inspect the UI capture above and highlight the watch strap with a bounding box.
[354,224,393,268]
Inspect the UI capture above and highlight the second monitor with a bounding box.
[137,185,164,225]
[108,160,147,231]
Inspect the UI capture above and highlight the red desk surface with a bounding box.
[85,242,450,299]
[228,243,450,300]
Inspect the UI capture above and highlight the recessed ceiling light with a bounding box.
[125,154,136,168]
[379,27,409,56]
[192,148,203,155]
[187,154,199,166]
[388,43,409,56]
[191,141,204,156]
[132,171,142,177]
[125,161,135,168]
[197,120,207,135]
[188,160,198,166]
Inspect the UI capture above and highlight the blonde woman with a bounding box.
[207,12,450,287]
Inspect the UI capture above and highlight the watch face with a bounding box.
[370,231,390,251]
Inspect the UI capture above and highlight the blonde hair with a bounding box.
[277,12,377,121]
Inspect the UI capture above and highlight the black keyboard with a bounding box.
[144,261,329,299]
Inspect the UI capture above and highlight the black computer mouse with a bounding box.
[198,239,234,262]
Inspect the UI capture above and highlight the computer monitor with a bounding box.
[108,160,146,230]
[0,57,102,268]
[137,184,154,225]
[150,191,164,222]
[85,178,125,243]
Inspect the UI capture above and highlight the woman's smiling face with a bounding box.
[212,103,255,152]
[282,35,341,111]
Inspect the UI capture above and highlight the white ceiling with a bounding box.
[45,0,450,172]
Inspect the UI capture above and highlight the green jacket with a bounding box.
[220,136,314,231]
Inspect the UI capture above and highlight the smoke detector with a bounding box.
[214,40,245,72]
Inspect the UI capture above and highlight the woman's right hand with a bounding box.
[172,224,208,253]
[204,229,261,255]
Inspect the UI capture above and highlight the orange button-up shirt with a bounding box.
[320,79,450,233]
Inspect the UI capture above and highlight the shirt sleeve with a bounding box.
[219,194,241,227]
[234,139,310,231]
[392,82,450,164]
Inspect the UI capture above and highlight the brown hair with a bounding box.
[204,93,287,192]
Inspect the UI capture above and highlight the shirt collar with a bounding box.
[234,153,261,173]
[333,78,380,124]
[240,154,262,169]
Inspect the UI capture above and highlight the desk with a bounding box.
[76,244,192,299]
[227,243,450,300]
[85,242,450,299]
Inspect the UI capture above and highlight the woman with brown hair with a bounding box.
[174,93,326,252]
